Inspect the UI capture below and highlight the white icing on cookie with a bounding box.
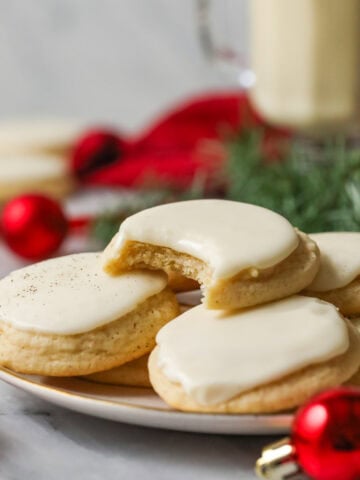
[156,296,349,405]
[110,200,299,280]
[0,253,167,335]
[0,154,67,182]
[308,232,360,291]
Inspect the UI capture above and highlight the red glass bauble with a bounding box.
[292,387,360,480]
[1,194,68,260]
[71,129,125,179]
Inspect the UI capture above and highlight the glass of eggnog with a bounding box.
[197,0,360,137]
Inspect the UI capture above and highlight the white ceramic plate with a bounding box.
[0,368,293,435]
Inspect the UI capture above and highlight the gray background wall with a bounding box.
[0,0,248,132]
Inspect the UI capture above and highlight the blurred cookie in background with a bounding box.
[0,117,86,202]
[0,117,84,155]
[0,153,75,202]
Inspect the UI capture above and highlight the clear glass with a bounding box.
[196,0,360,138]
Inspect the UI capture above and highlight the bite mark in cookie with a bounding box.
[103,200,319,309]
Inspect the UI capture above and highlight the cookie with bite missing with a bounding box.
[0,253,179,376]
[304,232,360,316]
[148,296,360,413]
[103,200,320,310]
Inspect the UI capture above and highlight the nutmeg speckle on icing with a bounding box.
[0,253,167,335]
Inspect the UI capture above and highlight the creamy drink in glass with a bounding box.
[250,0,360,133]
[197,0,360,135]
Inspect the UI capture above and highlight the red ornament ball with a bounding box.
[292,387,360,480]
[71,128,125,179]
[1,194,68,261]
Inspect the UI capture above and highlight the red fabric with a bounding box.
[130,91,247,152]
[74,91,289,190]
[86,147,223,189]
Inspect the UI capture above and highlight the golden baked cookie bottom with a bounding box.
[83,354,151,388]
[305,276,360,317]
[148,322,360,414]
[104,231,319,309]
[0,288,179,377]
[346,317,360,386]
[347,369,360,386]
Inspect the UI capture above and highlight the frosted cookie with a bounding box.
[350,316,360,333]
[346,317,360,386]
[0,153,74,202]
[0,118,84,155]
[348,370,360,386]
[103,200,319,309]
[84,297,198,387]
[84,354,151,387]
[149,296,360,413]
[0,253,179,376]
[305,232,360,316]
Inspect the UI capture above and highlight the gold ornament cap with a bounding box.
[255,437,306,480]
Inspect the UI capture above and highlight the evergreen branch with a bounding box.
[92,130,360,246]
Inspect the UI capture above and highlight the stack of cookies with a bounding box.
[0,118,81,202]
[0,199,359,414]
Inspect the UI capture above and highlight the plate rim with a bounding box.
[0,367,293,435]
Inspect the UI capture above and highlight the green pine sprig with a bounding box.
[92,129,360,246]
[226,131,360,232]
